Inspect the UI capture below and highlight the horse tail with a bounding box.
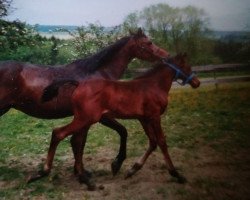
[41,79,79,102]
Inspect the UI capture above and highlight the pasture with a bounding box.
[0,82,249,200]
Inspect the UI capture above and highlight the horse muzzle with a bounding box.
[190,77,201,88]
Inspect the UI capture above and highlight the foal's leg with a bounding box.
[70,127,93,182]
[125,119,157,178]
[27,119,96,190]
[100,117,128,175]
[153,119,187,183]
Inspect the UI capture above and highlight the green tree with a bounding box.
[122,3,215,64]
[50,36,59,65]
[67,22,122,59]
[122,12,140,33]
[0,0,12,18]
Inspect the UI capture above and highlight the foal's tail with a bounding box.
[41,79,79,102]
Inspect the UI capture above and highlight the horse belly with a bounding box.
[14,100,73,119]
[15,85,75,119]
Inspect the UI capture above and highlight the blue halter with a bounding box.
[162,58,195,86]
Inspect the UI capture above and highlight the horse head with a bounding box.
[128,28,169,61]
[168,53,200,88]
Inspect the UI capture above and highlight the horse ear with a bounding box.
[136,27,144,37]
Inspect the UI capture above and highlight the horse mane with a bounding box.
[69,36,131,73]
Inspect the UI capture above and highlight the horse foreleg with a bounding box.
[100,117,128,176]
[153,119,187,183]
[125,119,157,178]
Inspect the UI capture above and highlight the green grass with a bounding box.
[196,69,250,78]
[0,82,249,199]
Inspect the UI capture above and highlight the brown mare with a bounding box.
[0,29,169,184]
[41,53,200,190]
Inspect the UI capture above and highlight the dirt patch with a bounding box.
[9,144,247,200]
[1,142,250,200]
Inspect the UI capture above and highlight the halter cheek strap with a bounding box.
[162,59,195,86]
[183,73,195,85]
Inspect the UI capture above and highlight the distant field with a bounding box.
[39,32,73,40]
[0,82,249,200]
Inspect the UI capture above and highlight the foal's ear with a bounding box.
[136,27,145,37]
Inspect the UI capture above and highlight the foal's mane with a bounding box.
[134,63,164,79]
[69,36,131,73]
[134,54,183,80]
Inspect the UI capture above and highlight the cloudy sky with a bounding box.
[5,0,250,31]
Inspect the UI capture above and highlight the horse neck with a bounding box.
[139,64,176,94]
[98,47,133,80]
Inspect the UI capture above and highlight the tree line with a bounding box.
[0,2,249,66]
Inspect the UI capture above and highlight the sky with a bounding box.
[5,0,250,31]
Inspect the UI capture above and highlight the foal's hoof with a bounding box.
[79,174,96,191]
[26,170,50,183]
[74,168,92,178]
[169,170,187,184]
[177,175,187,184]
[124,169,134,179]
[111,158,123,176]
[124,163,142,179]
[87,180,96,191]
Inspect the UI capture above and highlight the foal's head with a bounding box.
[128,28,169,61]
[169,53,200,88]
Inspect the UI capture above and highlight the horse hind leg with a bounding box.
[27,118,96,190]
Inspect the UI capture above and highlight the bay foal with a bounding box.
[42,53,200,189]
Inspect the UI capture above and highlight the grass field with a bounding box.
[0,82,249,200]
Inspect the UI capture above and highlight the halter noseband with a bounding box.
[162,58,195,86]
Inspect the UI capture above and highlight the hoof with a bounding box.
[26,170,50,183]
[169,169,187,184]
[87,180,96,191]
[79,173,96,191]
[111,158,123,176]
[124,169,134,179]
[177,175,187,184]
[74,167,92,178]
[83,169,93,179]
[124,163,142,179]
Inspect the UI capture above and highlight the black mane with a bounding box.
[69,36,131,73]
